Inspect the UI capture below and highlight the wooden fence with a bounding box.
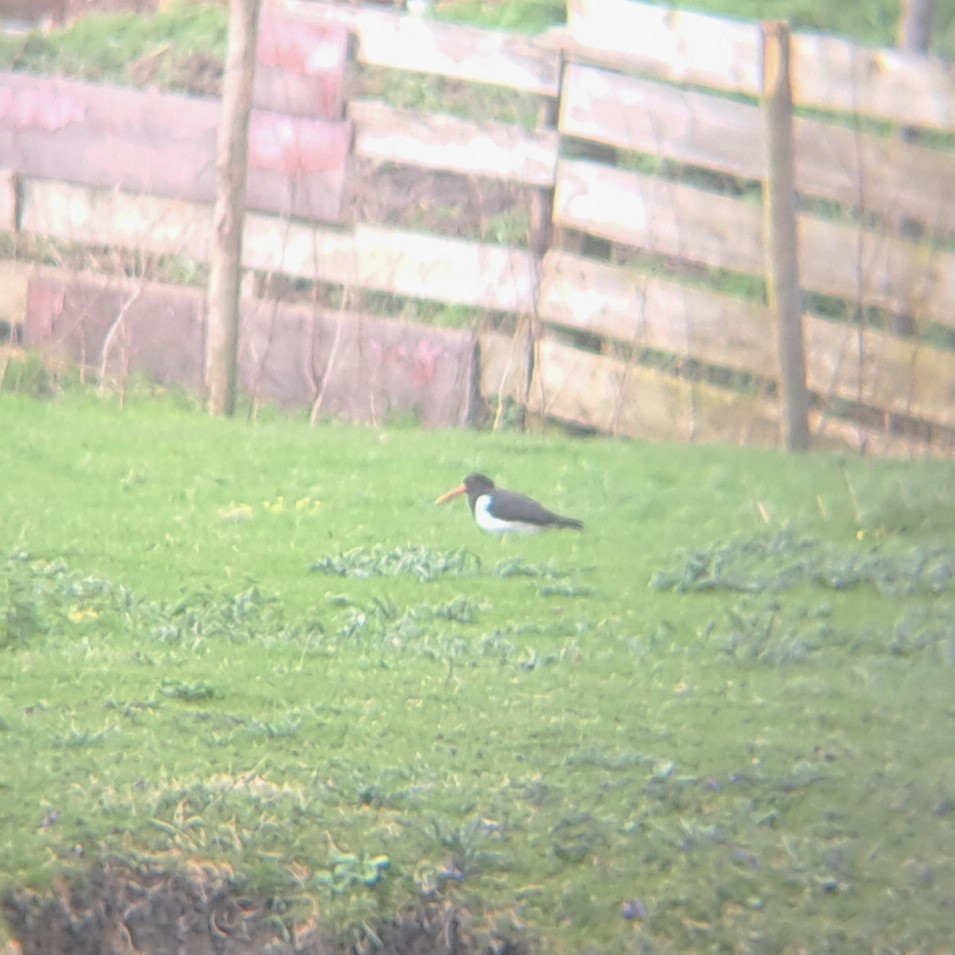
[6,0,955,454]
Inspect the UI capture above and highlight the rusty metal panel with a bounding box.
[0,0,68,20]
[24,272,207,390]
[241,298,475,426]
[25,271,476,427]
[0,71,351,222]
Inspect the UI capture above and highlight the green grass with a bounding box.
[1,385,954,951]
[1,0,952,93]
[435,0,565,34]
[0,1,226,91]
[430,0,955,57]
[671,0,955,57]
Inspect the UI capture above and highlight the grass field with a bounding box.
[2,383,954,952]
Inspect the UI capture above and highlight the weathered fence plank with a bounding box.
[350,99,558,186]
[539,251,955,430]
[565,0,761,96]
[242,219,539,312]
[18,178,539,314]
[479,330,532,410]
[566,0,955,132]
[806,320,955,428]
[0,71,351,222]
[531,334,955,452]
[797,215,955,329]
[554,158,763,270]
[19,179,213,258]
[811,412,951,457]
[283,0,561,97]
[538,250,777,373]
[530,337,782,445]
[560,63,763,175]
[553,160,955,329]
[791,33,955,132]
[792,115,955,233]
[559,63,955,232]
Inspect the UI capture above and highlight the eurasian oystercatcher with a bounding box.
[435,473,584,534]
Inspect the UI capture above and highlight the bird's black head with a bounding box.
[435,473,496,510]
[463,473,495,496]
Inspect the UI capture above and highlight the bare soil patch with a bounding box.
[4,861,528,955]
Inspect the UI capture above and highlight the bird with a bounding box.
[435,473,583,535]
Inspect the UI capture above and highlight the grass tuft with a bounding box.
[310,545,483,581]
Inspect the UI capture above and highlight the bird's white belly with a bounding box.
[474,494,541,534]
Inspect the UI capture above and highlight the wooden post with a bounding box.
[521,86,561,433]
[761,20,810,451]
[897,0,936,56]
[893,0,936,334]
[205,0,261,417]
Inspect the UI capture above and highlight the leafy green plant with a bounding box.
[2,572,49,648]
[317,848,391,894]
[310,545,483,581]
[0,354,60,398]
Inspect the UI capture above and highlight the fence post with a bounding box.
[205,0,261,417]
[761,20,810,451]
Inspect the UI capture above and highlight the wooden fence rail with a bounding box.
[5,0,955,455]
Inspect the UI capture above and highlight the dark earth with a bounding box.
[3,860,529,955]
[0,6,532,952]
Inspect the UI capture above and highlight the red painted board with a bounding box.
[255,6,348,119]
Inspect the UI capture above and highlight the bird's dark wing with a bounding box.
[490,488,569,525]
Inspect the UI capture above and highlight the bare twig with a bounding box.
[609,274,649,436]
[309,289,347,425]
[98,285,142,401]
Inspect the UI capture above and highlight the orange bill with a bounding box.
[435,483,467,505]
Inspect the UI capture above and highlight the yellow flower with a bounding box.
[68,608,99,623]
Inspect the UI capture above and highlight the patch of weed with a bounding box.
[311,545,482,582]
[651,530,955,597]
